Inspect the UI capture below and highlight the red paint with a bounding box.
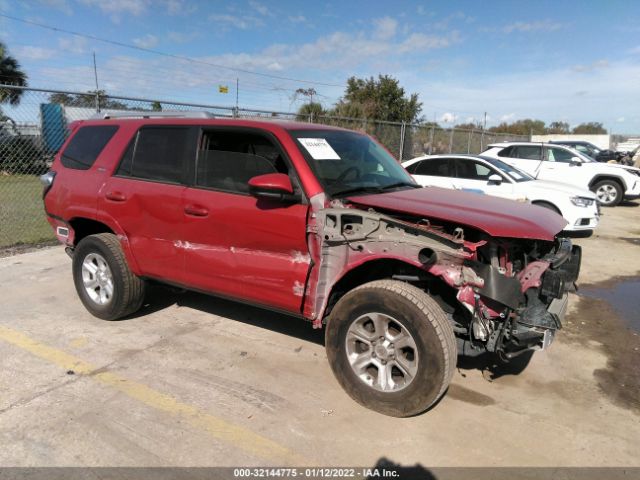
[44,117,568,322]
[347,187,567,241]
[248,173,293,194]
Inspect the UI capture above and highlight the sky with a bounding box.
[1,0,639,132]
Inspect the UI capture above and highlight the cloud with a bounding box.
[616,117,625,123]
[164,0,196,15]
[58,37,88,54]
[132,34,159,49]
[373,17,397,40]
[167,31,199,43]
[249,1,271,16]
[398,31,459,53]
[209,13,264,30]
[500,113,515,122]
[288,15,306,24]
[440,112,457,123]
[37,0,72,15]
[502,19,563,33]
[78,0,148,15]
[13,45,57,60]
[571,59,609,73]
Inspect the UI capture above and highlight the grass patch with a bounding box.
[0,175,55,248]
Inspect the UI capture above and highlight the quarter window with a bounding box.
[61,126,118,170]
[116,127,194,183]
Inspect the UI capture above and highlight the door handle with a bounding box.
[184,204,209,217]
[105,191,127,202]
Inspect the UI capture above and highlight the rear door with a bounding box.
[497,145,543,176]
[408,158,455,189]
[181,128,310,314]
[99,126,198,282]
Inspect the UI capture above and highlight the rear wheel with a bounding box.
[592,179,623,207]
[72,233,146,320]
[325,280,457,417]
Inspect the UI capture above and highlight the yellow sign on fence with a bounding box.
[218,85,229,94]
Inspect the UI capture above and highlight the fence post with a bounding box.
[428,125,434,154]
[449,128,454,153]
[398,121,406,161]
[480,129,485,152]
[309,112,314,124]
[95,91,100,113]
[467,130,472,154]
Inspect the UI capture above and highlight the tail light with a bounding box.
[40,170,56,197]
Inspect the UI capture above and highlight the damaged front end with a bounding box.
[306,202,581,360]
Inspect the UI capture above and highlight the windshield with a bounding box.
[481,156,535,182]
[289,129,417,197]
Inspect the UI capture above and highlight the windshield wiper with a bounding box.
[332,182,420,197]
[380,181,421,190]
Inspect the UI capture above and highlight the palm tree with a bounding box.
[0,42,28,106]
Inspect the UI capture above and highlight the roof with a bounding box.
[72,116,351,133]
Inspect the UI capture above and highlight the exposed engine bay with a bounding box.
[307,205,581,360]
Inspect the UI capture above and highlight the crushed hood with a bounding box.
[347,186,567,241]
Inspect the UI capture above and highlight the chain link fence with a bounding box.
[0,85,528,249]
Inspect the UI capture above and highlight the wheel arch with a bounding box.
[322,257,457,325]
[530,200,563,216]
[69,216,141,275]
[589,175,626,191]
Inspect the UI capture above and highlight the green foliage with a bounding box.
[547,121,570,134]
[151,101,162,111]
[296,102,326,121]
[49,90,127,109]
[488,119,546,136]
[0,42,28,106]
[332,75,422,123]
[572,122,607,134]
[0,136,46,174]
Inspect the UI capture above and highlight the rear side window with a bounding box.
[514,146,542,160]
[454,159,493,180]
[116,127,194,183]
[414,158,451,176]
[61,126,118,170]
[546,147,574,163]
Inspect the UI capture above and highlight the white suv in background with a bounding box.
[482,142,640,206]
[403,155,600,233]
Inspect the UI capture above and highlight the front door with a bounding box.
[181,128,310,314]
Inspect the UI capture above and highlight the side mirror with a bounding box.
[487,173,503,185]
[248,173,294,200]
[570,157,583,166]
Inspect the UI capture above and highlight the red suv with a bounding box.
[41,116,580,416]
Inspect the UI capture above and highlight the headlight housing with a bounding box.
[571,196,594,207]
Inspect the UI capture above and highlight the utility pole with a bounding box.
[235,78,239,113]
[93,51,100,112]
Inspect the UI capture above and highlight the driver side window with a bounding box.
[546,147,574,163]
[196,130,290,194]
[454,159,494,180]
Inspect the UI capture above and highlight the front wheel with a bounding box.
[72,233,146,320]
[592,180,623,207]
[325,280,457,417]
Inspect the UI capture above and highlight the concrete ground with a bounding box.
[1,203,639,468]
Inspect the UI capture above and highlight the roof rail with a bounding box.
[96,111,216,120]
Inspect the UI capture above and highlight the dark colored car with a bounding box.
[41,115,580,417]
[549,140,617,162]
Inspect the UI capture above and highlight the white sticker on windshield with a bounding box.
[511,172,523,179]
[297,138,341,160]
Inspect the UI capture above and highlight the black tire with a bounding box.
[591,179,623,207]
[532,201,562,215]
[325,279,457,417]
[72,233,146,320]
